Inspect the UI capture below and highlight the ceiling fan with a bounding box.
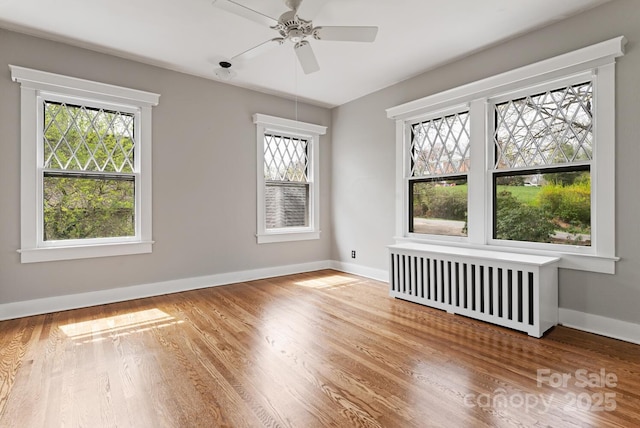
[212,0,378,74]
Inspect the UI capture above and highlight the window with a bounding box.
[492,81,593,247]
[11,66,160,263]
[264,133,310,229]
[253,114,326,243]
[409,111,470,237]
[388,36,626,273]
[43,100,136,241]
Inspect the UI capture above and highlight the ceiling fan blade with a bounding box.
[212,0,278,27]
[294,41,320,74]
[295,0,329,19]
[232,38,283,63]
[314,26,378,42]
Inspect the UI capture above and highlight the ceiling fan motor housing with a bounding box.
[273,10,314,43]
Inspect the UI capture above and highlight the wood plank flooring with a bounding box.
[1,270,639,427]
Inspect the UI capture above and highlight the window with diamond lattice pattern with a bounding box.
[42,101,136,241]
[494,82,592,169]
[264,134,309,182]
[264,134,309,229]
[492,81,593,247]
[44,102,136,173]
[12,65,159,262]
[410,112,470,177]
[409,111,470,237]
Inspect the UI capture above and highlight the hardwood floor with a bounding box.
[1,270,639,427]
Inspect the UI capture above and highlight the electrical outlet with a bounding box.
[351,250,356,259]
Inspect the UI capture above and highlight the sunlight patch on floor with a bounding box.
[59,308,183,342]
[294,274,359,289]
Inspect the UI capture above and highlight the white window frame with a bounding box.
[406,106,471,242]
[10,65,160,263]
[253,114,326,244]
[487,75,595,250]
[387,36,626,274]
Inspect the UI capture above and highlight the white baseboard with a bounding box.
[558,308,640,345]
[0,260,331,321]
[330,260,388,282]
[4,261,638,347]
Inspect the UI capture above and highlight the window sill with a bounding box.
[257,230,320,244]
[394,236,618,274]
[18,241,154,263]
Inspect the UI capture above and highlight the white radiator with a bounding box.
[388,243,559,337]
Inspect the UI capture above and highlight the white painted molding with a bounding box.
[559,308,640,345]
[257,231,321,244]
[386,36,626,120]
[0,261,331,321]
[9,65,160,107]
[19,241,154,263]
[253,113,327,136]
[330,260,388,283]
[3,260,637,347]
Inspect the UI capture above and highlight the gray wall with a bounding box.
[0,29,331,303]
[330,0,640,324]
[2,0,639,327]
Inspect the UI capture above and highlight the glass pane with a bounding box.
[410,112,470,177]
[410,177,467,236]
[494,170,590,246]
[265,182,309,229]
[43,101,135,173]
[494,82,592,169]
[43,175,135,241]
[264,134,309,182]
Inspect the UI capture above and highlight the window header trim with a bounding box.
[253,113,327,137]
[386,36,625,120]
[10,65,160,107]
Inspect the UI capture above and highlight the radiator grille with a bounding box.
[389,246,559,337]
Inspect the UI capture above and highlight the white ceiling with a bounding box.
[0,0,609,108]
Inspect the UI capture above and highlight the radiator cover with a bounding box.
[389,243,559,338]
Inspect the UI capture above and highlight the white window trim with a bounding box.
[253,113,326,244]
[406,105,471,243]
[10,65,160,263]
[387,36,626,274]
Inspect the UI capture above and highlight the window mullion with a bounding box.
[467,99,488,245]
